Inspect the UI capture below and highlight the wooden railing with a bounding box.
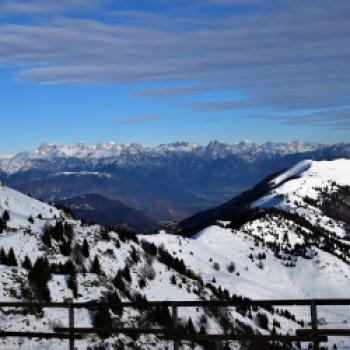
[0,299,350,349]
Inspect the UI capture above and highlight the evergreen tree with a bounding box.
[59,240,71,256]
[113,273,126,293]
[0,247,6,264]
[187,318,195,334]
[64,222,74,241]
[28,257,51,302]
[81,239,90,258]
[0,218,7,233]
[120,266,131,282]
[22,255,32,270]
[107,291,123,316]
[2,210,10,222]
[67,273,78,298]
[7,248,17,266]
[91,256,101,275]
[42,227,52,247]
[94,306,112,337]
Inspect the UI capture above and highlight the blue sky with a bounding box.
[0,0,349,153]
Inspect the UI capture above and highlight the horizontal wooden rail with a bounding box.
[0,331,82,339]
[164,334,328,342]
[55,327,173,335]
[297,329,350,337]
[0,298,350,309]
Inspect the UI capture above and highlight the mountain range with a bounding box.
[1,141,350,226]
[0,158,349,348]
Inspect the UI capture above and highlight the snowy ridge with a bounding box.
[0,185,61,229]
[0,140,323,174]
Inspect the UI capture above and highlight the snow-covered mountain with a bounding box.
[0,141,322,174]
[1,141,350,224]
[177,159,350,297]
[0,159,349,348]
[0,181,320,349]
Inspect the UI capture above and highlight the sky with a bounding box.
[0,0,349,153]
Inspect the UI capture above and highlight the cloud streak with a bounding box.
[0,0,349,128]
[0,0,106,16]
[114,115,168,125]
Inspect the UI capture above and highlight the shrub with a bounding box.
[227,262,236,273]
[213,262,220,271]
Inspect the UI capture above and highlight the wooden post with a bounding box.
[68,300,75,350]
[172,303,179,350]
[310,300,319,350]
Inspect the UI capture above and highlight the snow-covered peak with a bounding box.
[0,184,61,229]
[0,140,330,175]
[251,159,350,242]
[255,159,350,207]
[155,141,202,153]
[0,154,13,160]
[271,159,313,186]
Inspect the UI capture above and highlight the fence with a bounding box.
[0,299,350,349]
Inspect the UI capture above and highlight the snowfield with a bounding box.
[144,226,350,300]
[0,159,349,348]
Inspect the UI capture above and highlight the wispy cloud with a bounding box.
[189,101,253,112]
[0,0,105,16]
[136,84,233,97]
[248,106,350,129]
[0,0,349,128]
[114,115,168,125]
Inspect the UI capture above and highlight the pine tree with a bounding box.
[67,273,78,298]
[0,218,7,233]
[2,210,10,222]
[42,228,52,247]
[81,239,90,258]
[107,291,123,316]
[94,306,112,337]
[22,256,32,270]
[187,318,195,334]
[7,248,17,266]
[113,274,126,293]
[28,257,51,302]
[91,256,101,275]
[0,248,6,264]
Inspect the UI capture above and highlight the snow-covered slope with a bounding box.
[0,183,309,349]
[145,225,350,300]
[0,159,350,349]
[174,159,350,300]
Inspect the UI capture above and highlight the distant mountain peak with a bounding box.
[0,140,338,176]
